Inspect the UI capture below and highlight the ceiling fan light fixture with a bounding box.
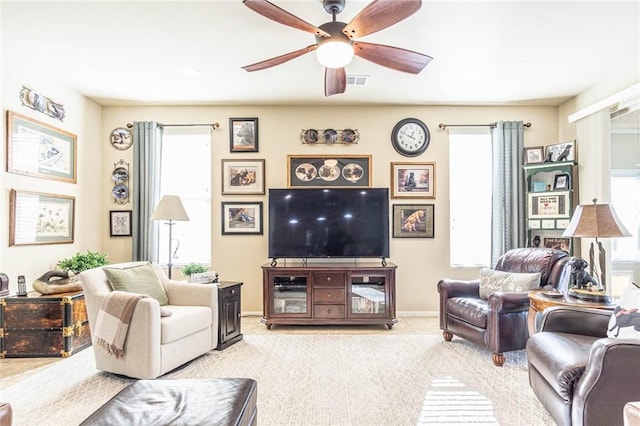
[316,40,354,68]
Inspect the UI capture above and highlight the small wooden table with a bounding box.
[527,290,616,335]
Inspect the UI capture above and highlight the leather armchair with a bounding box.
[527,306,640,426]
[438,247,572,366]
[80,262,218,379]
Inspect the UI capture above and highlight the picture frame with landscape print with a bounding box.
[7,111,77,183]
[229,117,258,152]
[392,204,435,238]
[222,159,265,195]
[524,146,544,165]
[110,210,132,237]
[10,189,75,246]
[288,155,371,188]
[391,162,435,198]
[222,201,263,235]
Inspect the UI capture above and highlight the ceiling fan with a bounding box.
[242,0,433,97]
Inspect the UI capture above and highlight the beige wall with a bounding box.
[1,66,103,292]
[103,105,558,314]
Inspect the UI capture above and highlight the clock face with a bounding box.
[391,118,430,156]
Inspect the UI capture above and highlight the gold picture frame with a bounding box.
[287,154,371,188]
[10,189,75,246]
[390,162,436,198]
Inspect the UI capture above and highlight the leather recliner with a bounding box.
[438,247,572,366]
[527,306,640,426]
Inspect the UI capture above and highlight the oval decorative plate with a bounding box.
[110,127,133,150]
[111,167,129,182]
[112,184,129,200]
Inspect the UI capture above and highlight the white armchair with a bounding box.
[80,262,218,379]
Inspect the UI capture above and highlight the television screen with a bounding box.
[268,188,390,259]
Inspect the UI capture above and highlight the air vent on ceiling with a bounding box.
[347,75,370,86]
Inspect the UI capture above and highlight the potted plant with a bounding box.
[57,250,109,273]
[181,262,208,282]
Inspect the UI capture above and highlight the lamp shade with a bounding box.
[562,200,631,238]
[151,195,190,221]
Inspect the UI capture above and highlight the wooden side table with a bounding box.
[216,281,243,350]
[527,290,616,335]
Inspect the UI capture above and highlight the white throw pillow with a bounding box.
[479,268,542,300]
[607,282,640,339]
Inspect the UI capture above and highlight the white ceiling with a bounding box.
[2,0,639,107]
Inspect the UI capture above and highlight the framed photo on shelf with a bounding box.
[523,146,544,165]
[392,204,435,238]
[221,159,265,195]
[221,201,263,235]
[9,189,75,246]
[528,191,571,219]
[6,110,77,183]
[543,237,571,253]
[229,117,258,152]
[110,210,132,237]
[553,173,571,190]
[287,155,371,188]
[390,162,435,198]
[545,140,576,162]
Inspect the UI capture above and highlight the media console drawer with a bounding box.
[313,288,345,303]
[314,304,345,319]
[312,272,345,286]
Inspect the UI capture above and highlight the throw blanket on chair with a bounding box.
[95,291,145,358]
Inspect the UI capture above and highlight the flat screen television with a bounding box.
[268,188,390,260]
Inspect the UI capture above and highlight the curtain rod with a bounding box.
[438,122,532,130]
[126,122,220,130]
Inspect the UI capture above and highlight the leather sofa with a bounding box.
[80,262,219,379]
[438,247,572,366]
[527,306,640,426]
[0,402,12,426]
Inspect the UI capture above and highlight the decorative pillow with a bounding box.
[103,263,169,306]
[607,282,640,339]
[479,268,542,299]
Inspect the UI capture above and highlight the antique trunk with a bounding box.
[0,290,91,358]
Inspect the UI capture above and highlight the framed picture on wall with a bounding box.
[110,210,132,237]
[221,201,263,235]
[229,117,258,152]
[390,162,436,198]
[287,155,371,188]
[392,204,435,238]
[6,111,77,183]
[221,159,265,195]
[9,189,75,246]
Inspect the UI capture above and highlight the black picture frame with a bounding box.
[553,173,571,190]
[221,201,263,235]
[229,117,258,152]
[110,210,132,237]
[287,154,372,188]
[392,204,435,238]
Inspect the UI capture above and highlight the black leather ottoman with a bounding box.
[80,378,257,426]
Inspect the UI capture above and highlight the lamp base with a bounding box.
[567,288,612,303]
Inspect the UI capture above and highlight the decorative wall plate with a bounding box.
[110,127,133,150]
[111,167,129,183]
[112,184,129,200]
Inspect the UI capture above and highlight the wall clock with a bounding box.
[391,118,430,157]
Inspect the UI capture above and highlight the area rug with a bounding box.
[4,334,552,426]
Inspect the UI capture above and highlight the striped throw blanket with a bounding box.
[94,291,145,358]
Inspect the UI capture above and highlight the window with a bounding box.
[611,171,640,261]
[158,127,211,266]
[449,129,492,267]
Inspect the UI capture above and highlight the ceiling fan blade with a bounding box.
[342,0,421,40]
[325,67,346,97]
[242,44,318,72]
[353,41,432,74]
[243,0,330,37]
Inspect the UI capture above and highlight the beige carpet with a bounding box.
[4,334,552,426]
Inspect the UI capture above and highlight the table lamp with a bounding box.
[151,195,190,278]
[562,198,631,293]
